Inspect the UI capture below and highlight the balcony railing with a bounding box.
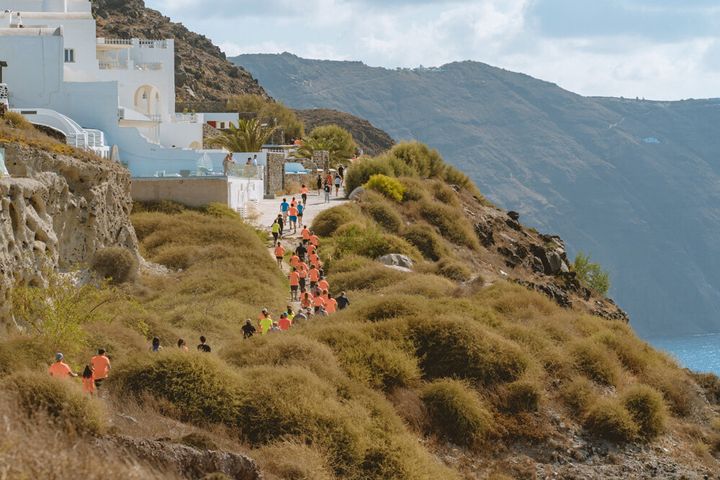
[135,62,163,71]
[97,38,169,49]
[174,113,199,123]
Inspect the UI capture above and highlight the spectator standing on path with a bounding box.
[271,219,281,243]
[288,204,298,233]
[280,198,290,223]
[316,175,323,195]
[197,336,212,353]
[48,353,77,378]
[301,184,309,205]
[324,183,331,203]
[82,366,95,396]
[274,242,285,268]
[91,349,111,389]
[177,339,189,351]
[242,319,256,339]
[336,292,350,310]
[334,174,342,196]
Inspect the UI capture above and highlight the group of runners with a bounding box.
[48,349,111,396]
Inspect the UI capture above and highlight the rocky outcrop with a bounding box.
[104,436,262,480]
[0,143,138,320]
[378,253,414,272]
[296,109,395,157]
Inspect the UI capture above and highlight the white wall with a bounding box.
[228,177,263,211]
[0,34,64,107]
[159,121,203,149]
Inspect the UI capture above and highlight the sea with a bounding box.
[647,333,720,376]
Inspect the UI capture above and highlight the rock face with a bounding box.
[105,436,262,480]
[0,143,138,319]
[377,253,414,271]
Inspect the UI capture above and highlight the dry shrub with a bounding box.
[314,326,421,391]
[409,318,528,385]
[364,174,406,202]
[402,224,449,261]
[179,431,219,450]
[3,111,33,129]
[417,199,480,250]
[312,205,360,237]
[254,441,336,480]
[8,371,106,435]
[621,385,667,439]
[386,387,429,433]
[476,281,558,319]
[152,244,201,270]
[203,202,240,219]
[595,329,653,374]
[584,398,638,442]
[570,339,622,386]
[560,376,597,415]
[355,295,429,322]
[330,254,375,274]
[501,381,542,413]
[398,177,429,202]
[332,264,407,292]
[430,180,460,206]
[691,372,720,405]
[92,247,138,284]
[379,273,456,299]
[343,156,397,195]
[222,334,341,380]
[421,379,495,447]
[361,193,404,233]
[332,223,420,260]
[642,365,700,417]
[437,258,473,281]
[0,337,49,376]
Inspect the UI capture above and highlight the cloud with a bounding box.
[145,0,720,99]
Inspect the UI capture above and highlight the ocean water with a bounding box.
[647,333,720,376]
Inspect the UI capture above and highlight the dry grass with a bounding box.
[254,441,337,480]
[584,398,639,442]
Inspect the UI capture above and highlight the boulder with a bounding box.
[348,186,365,201]
[377,253,414,270]
[507,211,520,221]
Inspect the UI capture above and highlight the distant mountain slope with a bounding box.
[234,52,720,336]
[296,109,394,156]
[91,0,267,103]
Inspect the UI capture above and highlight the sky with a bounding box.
[145,0,720,100]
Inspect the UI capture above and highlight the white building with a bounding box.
[0,0,265,210]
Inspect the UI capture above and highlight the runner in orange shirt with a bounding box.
[48,353,77,378]
[278,313,292,331]
[301,290,314,309]
[307,243,317,256]
[309,232,320,247]
[300,184,309,206]
[90,348,111,389]
[288,205,298,233]
[289,268,300,301]
[313,294,326,313]
[309,252,320,268]
[289,254,300,269]
[298,262,308,291]
[318,277,329,293]
[309,266,320,290]
[274,242,285,268]
[301,226,311,243]
[326,295,338,314]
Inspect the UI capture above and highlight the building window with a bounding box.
[64,49,75,63]
[220,122,226,129]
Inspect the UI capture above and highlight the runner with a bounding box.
[297,202,305,227]
[150,337,162,352]
[271,219,281,243]
[296,241,307,261]
[286,305,295,320]
[259,308,273,335]
[309,231,320,247]
[289,253,300,269]
[288,204,298,233]
[309,250,321,269]
[298,261,308,291]
[334,174,342,196]
[307,242,317,256]
[313,293,326,313]
[274,242,285,268]
[309,265,320,290]
[301,184,309,205]
[81,366,95,396]
[326,294,338,314]
[48,353,77,378]
[197,336,212,353]
[316,174,323,195]
[289,268,300,301]
[338,165,345,181]
[278,313,292,331]
[301,290,313,310]
[177,339,189,351]
[318,276,329,293]
[242,319,256,339]
[90,349,111,389]
[325,172,333,186]
[301,227,311,244]
[276,214,285,237]
[324,183,331,203]
[336,291,351,310]
[280,198,290,223]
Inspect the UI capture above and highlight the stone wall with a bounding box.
[0,143,138,322]
[132,177,228,208]
[265,153,286,197]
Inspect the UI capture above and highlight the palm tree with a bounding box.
[206,118,277,152]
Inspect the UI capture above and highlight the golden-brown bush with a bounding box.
[584,398,638,442]
[621,385,668,439]
[402,224,449,261]
[92,247,138,284]
[570,339,623,386]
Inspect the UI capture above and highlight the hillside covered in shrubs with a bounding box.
[1,136,720,478]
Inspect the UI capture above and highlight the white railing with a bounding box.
[135,63,163,71]
[174,113,199,123]
[97,38,169,49]
[138,39,168,49]
[99,61,128,70]
[98,38,133,46]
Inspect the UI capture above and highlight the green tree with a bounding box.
[206,118,277,152]
[226,95,304,144]
[573,252,611,296]
[296,124,357,166]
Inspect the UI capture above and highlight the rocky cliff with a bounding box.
[296,109,395,157]
[0,142,138,319]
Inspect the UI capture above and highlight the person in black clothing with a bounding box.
[295,242,307,261]
[336,291,350,310]
[197,336,211,352]
[242,319,256,339]
[316,174,323,194]
[338,165,345,180]
[276,214,284,236]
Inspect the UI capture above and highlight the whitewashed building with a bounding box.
[0,0,265,211]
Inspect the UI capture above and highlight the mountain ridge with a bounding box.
[233,52,720,337]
